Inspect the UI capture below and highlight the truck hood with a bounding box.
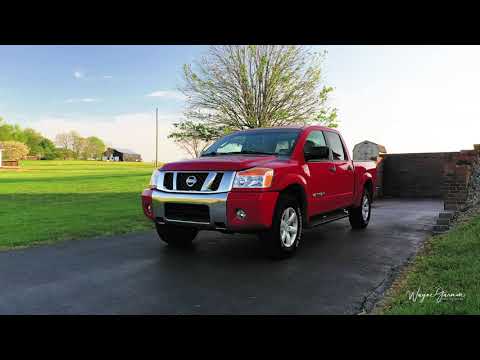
[160,155,280,171]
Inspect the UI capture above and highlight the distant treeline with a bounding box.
[0,117,107,161]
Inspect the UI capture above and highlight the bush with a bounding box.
[0,141,30,161]
[56,148,75,160]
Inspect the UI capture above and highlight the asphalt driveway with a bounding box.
[0,198,443,314]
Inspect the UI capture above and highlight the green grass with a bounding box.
[0,160,157,249]
[380,214,480,314]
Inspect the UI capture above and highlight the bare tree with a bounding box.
[168,121,226,158]
[55,132,72,151]
[70,131,85,160]
[180,45,338,130]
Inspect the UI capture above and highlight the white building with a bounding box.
[353,140,387,161]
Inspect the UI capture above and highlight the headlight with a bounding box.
[233,167,274,189]
[149,169,160,189]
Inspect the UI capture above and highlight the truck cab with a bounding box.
[142,125,376,259]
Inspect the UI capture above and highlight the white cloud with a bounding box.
[73,71,84,79]
[65,98,101,103]
[103,75,113,79]
[28,112,190,163]
[146,90,186,101]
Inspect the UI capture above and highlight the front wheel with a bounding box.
[349,189,371,229]
[259,194,303,259]
[155,223,198,247]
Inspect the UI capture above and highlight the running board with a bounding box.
[307,209,349,228]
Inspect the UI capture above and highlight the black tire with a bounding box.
[155,223,198,247]
[349,188,371,229]
[259,194,303,260]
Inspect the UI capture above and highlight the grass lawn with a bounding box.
[379,213,480,314]
[0,160,158,249]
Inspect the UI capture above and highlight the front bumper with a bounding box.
[143,189,278,232]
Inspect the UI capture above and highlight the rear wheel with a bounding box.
[349,188,371,229]
[259,194,303,259]
[155,223,198,247]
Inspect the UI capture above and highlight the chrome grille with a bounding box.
[176,172,209,191]
[156,171,235,193]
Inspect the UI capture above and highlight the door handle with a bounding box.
[328,166,336,173]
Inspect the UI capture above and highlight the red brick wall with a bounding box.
[377,146,480,209]
[381,152,456,198]
[443,148,480,211]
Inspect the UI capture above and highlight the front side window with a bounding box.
[202,130,301,157]
[304,130,327,149]
[324,131,346,161]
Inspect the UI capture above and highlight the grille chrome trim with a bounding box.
[201,172,217,191]
[155,171,236,194]
[151,190,228,229]
[172,172,178,191]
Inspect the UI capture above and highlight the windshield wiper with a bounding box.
[200,152,218,157]
[201,150,276,157]
[228,151,276,155]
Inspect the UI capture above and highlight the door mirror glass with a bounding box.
[304,145,331,161]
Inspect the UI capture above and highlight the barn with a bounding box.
[353,140,387,161]
[103,147,142,162]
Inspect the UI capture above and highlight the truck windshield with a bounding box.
[201,129,301,157]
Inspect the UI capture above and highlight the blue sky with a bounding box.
[1,45,480,161]
[0,45,204,119]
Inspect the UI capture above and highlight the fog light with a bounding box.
[236,209,247,220]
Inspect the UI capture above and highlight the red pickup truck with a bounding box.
[142,125,376,258]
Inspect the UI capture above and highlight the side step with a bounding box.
[307,209,349,228]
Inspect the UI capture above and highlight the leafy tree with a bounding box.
[38,138,59,160]
[0,118,25,141]
[22,128,44,156]
[312,86,338,128]
[168,121,227,158]
[0,141,29,161]
[82,136,105,160]
[181,45,338,130]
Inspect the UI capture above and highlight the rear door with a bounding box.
[303,130,337,215]
[324,131,354,209]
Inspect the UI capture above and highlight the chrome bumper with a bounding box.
[151,190,228,230]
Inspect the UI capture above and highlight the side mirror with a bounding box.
[304,145,331,161]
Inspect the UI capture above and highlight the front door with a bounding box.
[303,130,338,216]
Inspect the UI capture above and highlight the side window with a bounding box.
[304,130,327,148]
[324,132,346,161]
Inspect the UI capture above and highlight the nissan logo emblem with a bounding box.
[186,176,197,187]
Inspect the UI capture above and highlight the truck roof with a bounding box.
[232,125,339,133]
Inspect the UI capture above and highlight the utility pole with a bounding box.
[155,107,158,168]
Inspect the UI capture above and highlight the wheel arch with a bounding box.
[354,172,374,207]
[364,178,373,198]
[279,182,308,226]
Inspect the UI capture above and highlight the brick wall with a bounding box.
[374,146,480,210]
[381,152,456,198]
[442,148,480,211]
